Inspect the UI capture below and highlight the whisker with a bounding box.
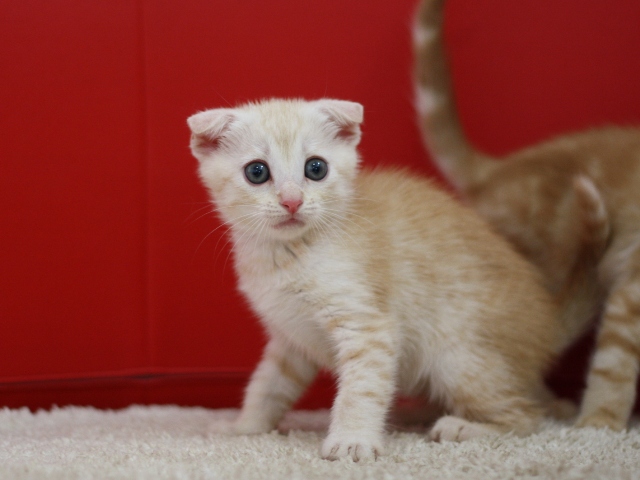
[314,214,352,253]
[186,203,262,225]
[225,215,268,274]
[212,213,262,268]
[322,207,375,228]
[194,211,261,262]
[322,194,380,205]
[186,207,218,225]
[317,211,367,256]
[309,215,329,243]
[321,210,371,236]
[184,203,224,224]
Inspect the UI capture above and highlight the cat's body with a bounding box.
[414,0,640,430]
[189,98,571,461]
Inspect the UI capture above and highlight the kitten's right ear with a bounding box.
[316,100,364,144]
[187,109,236,159]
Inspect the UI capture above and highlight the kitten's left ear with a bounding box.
[316,100,364,144]
[187,108,236,160]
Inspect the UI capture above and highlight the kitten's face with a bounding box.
[188,99,363,242]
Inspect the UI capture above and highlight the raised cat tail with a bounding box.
[555,175,610,347]
[413,0,496,191]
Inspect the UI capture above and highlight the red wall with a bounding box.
[1,0,639,410]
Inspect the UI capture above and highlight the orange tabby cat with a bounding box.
[414,0,640,430]
[189,98,576,460]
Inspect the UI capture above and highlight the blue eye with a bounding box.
[245,161,270,184]
[305,157,328,181]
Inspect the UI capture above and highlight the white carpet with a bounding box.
[1,406,639,479]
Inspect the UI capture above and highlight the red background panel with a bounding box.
[446,0,640,152]
[0,0,639,410]
[0,0,148,381]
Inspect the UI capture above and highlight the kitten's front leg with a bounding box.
[322,314,398,462]
[229,337,318,435]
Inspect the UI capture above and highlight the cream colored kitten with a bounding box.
[188,98,566,461]
[414,0,640,430]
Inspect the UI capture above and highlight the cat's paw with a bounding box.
[575,412,627,431]
[321,432,383,462]
[429,415,500,442]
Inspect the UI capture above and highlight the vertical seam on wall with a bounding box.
[136,0,154,373]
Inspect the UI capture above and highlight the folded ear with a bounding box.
[187,109,236,159]
[316,99,364,144]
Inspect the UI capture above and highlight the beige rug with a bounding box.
[1,405,639,479]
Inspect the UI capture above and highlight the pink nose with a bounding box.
[280,198,303,214]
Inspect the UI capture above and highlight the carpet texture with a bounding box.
[1,406,639,479]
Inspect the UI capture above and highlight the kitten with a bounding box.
[414,0,640,430]
[189,98,575,461]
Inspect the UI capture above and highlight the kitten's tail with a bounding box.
[556,175,609,346]
[413,0,496,191]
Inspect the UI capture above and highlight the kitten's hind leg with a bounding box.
[429,359,545,442]
[222,337,318,435]
[430,416,504,442]
[576,269,640,430]
[429,398,542,442]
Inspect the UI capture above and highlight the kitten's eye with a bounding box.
[244,161,270,184]
[305,157,328,181]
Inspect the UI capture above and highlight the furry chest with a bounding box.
[237,256,336,367]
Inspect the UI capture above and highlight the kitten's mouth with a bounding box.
[274,218,304,229]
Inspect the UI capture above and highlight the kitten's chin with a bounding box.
[269,217,309,240]
[274,218,305,229]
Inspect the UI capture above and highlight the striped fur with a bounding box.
[189,99,567,461]
[414,0,640,430]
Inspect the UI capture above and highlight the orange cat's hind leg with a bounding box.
[429,381,545,442]
[576,272,640,430]
[429,401,543,442]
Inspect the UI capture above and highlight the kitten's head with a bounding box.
[188,98,363,242]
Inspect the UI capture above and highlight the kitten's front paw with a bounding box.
[430,416,500,442]
[321,432,383,462]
